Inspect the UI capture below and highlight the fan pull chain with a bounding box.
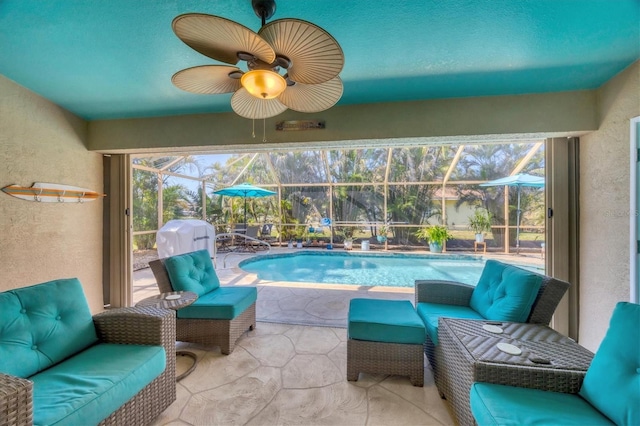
[252,119,256,138]
[262,119,267,142]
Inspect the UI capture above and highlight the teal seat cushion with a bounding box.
[579,302,640,426]
[469,260,542,323]
[178,286,257,320]
[31,343,166,426]
[470,383,614,426]
[348,298,425,345]
[164,249,220,296]
[0,278,98,378]
[416,302,484,345]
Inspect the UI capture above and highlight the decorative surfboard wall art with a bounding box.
[1,182,104,203]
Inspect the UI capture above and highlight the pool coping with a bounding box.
[238,249,484,268]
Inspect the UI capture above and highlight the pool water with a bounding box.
[239,252,487,288]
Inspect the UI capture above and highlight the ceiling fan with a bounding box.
[171,0,345,120]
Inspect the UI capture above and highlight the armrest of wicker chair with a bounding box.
[92,306,177,424]
[527,275,570,325]
[93,306,176,349]
[415,280,475,306]
[0,373,33,426]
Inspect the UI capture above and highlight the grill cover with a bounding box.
[156,219,215,258]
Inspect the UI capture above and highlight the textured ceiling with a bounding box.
[0,0,638,120]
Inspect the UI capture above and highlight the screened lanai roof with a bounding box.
[134,140,544,189]
[132,140,546,254]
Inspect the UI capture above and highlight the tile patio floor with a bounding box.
[135,248,543,425]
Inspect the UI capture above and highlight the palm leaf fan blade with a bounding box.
[173,13,275,65]
[278,76,343,112]
[259,19,344,85]
[231,88,288,119]
[172,65,242,94]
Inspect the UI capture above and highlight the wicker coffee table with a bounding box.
[136,291,198,381]
[437,318,594,425]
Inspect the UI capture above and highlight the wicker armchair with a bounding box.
[415,260,570,382]
[470,302,639,425]
[0,306,176,426]
[149,253,256,354]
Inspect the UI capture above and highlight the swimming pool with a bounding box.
[239,252,488,288]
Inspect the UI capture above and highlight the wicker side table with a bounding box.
[136,291,199,381]
[135,291,198,311]
[437,318,594,426]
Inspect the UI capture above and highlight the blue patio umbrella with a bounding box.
[480,173,545,252]
[213,182,276,226]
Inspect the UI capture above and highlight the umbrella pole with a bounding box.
[516,185,521,254]
[244,196,247,227]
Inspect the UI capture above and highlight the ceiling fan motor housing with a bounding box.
[252,0,276,23]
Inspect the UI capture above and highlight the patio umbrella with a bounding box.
[213,182,276,227]
[480,173,545,252]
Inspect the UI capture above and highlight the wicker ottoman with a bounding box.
[347,298,426,386]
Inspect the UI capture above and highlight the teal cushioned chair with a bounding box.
[149,250,257,354]
[414,260,570,381]
[470,301,639,425]
[0,278,176,426]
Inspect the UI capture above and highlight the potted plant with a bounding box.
[376,225,389,243]
[295,225,307,248]
[468,209,492,243]
[414,224,452,253]
[338,226,356,250]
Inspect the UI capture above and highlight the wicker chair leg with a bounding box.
[221,341,232,355]
[410,373,424,387]
[346,362,359,381]
[425,335,447,397]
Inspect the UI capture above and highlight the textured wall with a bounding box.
[579,61,640,351]
[0,76,104,313]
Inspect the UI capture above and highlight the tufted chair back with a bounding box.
[0,278,98,378]
[153,249,220,296]
[469,260,569,325]
[469,260,542,322]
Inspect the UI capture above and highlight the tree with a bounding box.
[454,143,545,247]
[132,156,201,250]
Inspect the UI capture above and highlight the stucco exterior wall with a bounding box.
[0,75,104,313]
[579,61,640,351]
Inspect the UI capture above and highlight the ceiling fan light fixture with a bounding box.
[241,69,286,99]
[172,0,344,120]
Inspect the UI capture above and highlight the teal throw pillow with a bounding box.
[579,302,640,426]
